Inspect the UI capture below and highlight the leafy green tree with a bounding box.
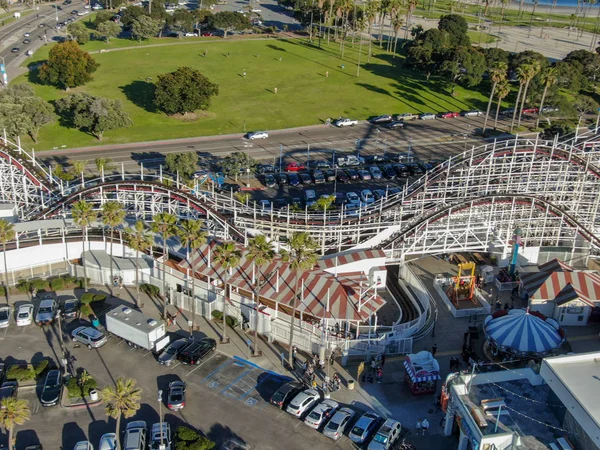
[0,220,15,304]
[151,212,178,316]
[120,5,145,27]
[509,50,548,74]
[280,232,318,368]
[0,84,56,142]
[0,398,31,450]
[482,47,510,68]
[72,200,98,293]
[536,67,558,128]
[164,152,199,179]
[208,11,250,37]
[438,14,469,47]
[167,9,194,32]
[67,21,90,44]
[101,201,126,297]
[126,220,153,308]
[214,241,242,344]
[573,95,599,126]
[564,50,600,87]
[38,41,99,90]
[220,152,255,181]
[493,80,510,129]
[94,10,115,27]
[101,378,142,450]
[175,425,215,450]
[313,195,334,211]
[131,15,161,40]
[154,66,219,115]
[20,96,57,142]
[55,93,132,140]
[70,159,89,181]
[96,21,121,43]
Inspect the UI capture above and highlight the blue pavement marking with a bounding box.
[203,358,234,381]
[221,368,255,399]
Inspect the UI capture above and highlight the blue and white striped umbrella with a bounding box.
[484,310,563,354]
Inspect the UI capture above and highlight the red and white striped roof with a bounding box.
[520,259,600,306]
[319,249,387,271]
[179,239,386,322]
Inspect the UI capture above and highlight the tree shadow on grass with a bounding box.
[120,80,156,113]
[26,61,46,86]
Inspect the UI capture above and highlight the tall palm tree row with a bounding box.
[70,159,88,185]
[516,61,541,130]
[0,397,31,450]
[0,219,15,304]
[482,62,508,135]
[72,200,98,293]
[177,219,207,332]
[510,64,529,132]
[151,212,178,316]
[101,377,142,450]
[365,0,379,62]
[494,80,511,129]
[213,241,242,344]
[536,67,558,128]
[280,232,319,368]
[245,235,275,357]
[101,201,126,297]
[126,221,153,308]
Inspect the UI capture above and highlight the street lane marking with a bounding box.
[185,353,218,377]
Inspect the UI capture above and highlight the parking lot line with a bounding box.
[185,353,219,377]
[170,361,181,370]
[220,368,254,397]
[201,356,233,380]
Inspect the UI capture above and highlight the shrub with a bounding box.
[81,304,94,317]
[66,377,80,398]
[6,365,36,381]
[176,426,200,442]
[81,293,94,305]
[34,359,49,376]
[16,279,30,293]
[211,310,223,320]
[92,294,106,302]
[175,426,215,450]
[0,286,6,296]
[30,278,48,290]
[60,273,76,285]
[225,315,238,328]
[49,277,64,291]
[141,283,160,296]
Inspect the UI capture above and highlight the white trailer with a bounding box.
[105,306,170,352]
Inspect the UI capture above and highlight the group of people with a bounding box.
[292,347,341,392]
[362,353,386,384]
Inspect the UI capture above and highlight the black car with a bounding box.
[334,192,347,207]
[0,381,17,402]
[269,381,304,409]
[178,338,216,365]
[263,173,277,188]
[405,163,424,176]
[288,173,300,186]
[61,298,79,319]
[312,170,325,184]
[274,198,288,209]
[418,162,434,172]
[299,172,312,185]
[256,164,275,174]
[369,115,393,124]
[386,121,404,129]
[365,155,387,164]
[325,170,336,182]
[40,370,62,407]
[393,164,409,178]
[346,169,358,181]
[388,152,414,163]
[167,381,186,411]
[276,173,288,186]
[337,170,349,183]
[382,164,397,180]
[10,48,19,53]
[217,183,241,194]
[22,38,30,44]
[309,160,331,170]
[388,187,402,196]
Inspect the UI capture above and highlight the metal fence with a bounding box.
[1,261,69,286]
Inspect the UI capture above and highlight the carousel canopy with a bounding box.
[484,309,563,355]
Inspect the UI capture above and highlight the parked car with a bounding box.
[269,381,304,409]
[365,155,387,164]
[0,381,17,403]
[405,162,424,176]
[440,111,459,119]
[216,183,241,194]
[381,164,397,180]
[386,121,404,129]
[123,421,147,450]
[395,113,416,121]
[334,118,358,127]
[274,198,288,210]
[288,173,300,186]
[61,297,79,319]
[392,164,409,177]
[150,422,171,450]
[368,419,402,450]
[369,166,383,180]
[255,163,275,174]
[286,162,306,172]
[35,297,57,325]
[541,105,558,113]
[178,338,216,365]
[461,109,483,117]
[500,108,515,116]
[346,168,359,181]
[0,306,10,329]
[312,170,326,184]
[16,304,33,326]
[373,189,387,201]
[360,189,375,204]
[98,433,117,450]
[276,172,288,185]
[337,170,349,183]
[73,442,92,450]
[323,407,356,440]
[40,370,62,407]
[325,170,336,182]
[285,388,320,418]
[157,338,189,366]
[522,107,539,114]
[247,131,269,140]
[419,112,436,120]
[71,326,107,349]
[349,412,381,444]
[388,152,414,163]
[263,173,277,188]
[369,115,392,124]
[304,399,340,429]
[298,172,312,185]
[309,160,331,170]
[358,169,371,181]
[167,381,186,411]
[346,192,360,205]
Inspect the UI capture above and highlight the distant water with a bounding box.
[520,0,600,7]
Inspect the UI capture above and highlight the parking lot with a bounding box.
[0,299,376,450]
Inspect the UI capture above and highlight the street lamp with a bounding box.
[157,390,165,450]
[56,310,68,375]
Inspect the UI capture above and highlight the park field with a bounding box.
[17,37,489,150]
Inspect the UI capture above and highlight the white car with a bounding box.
[73,442,93,450]
[0,306,10,328]
[285,388,320,418]
[360,189,375,204]
[184,32,199,37]
[461,109,483,117]
[150,423,171,450]
[92,4,104,9]
[16,303,34,326]
[71,326,107,349]
[419,112,436,120]
[251,7,261,12]
[247,131,268,140]
[368,419,402,450]
[98,433,117,450]
[304,399,339,429]
[334,118,358,127]
[323,407,356,440]
[346,191,360,205]
[396,113,416,121]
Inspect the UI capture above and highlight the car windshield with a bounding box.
[18,312,29,318]
[326,419,340,429]
[351,426,365,436]
[271,391,284,402]
[308,411,321,421]
[39,307,52,313]
[0,310,8,319]
[165,345,178,355]
[288,403,299,410]
[170,392,183,401]
[373,433,388,443]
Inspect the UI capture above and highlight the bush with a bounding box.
[0,286,6,296]
[49,277,64,291]
[30,278,48,290]
[225,315,238,328]
[81,304,94,317]
[141,283,160,296]
[211,310,223,320]
[176,426,200,442]
[34,359,49,376]
[81,293,94,305]
[16,279,30,293]
[92,294,106,302]
[60,274,76,285]
[6,365,36,382]
[175,426,215,450]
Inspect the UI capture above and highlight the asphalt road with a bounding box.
[1,298,360,450]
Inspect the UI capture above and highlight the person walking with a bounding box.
[325,71,329,78]
[376,367,383,383]
[422,418,430,435]
[274,87,278,94]
[243,70,247,78]
[416,419,422,436]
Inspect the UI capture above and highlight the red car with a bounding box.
[440,111,460,119]
[201,32,213,36]
[522,107,539,114]
[286,163,306,172]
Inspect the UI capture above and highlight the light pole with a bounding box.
[157,390,165,450]
[408,136,413,159]
[56,310,67,375]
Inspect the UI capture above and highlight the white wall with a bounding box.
[530,301,555,318]
[323,256,387,287]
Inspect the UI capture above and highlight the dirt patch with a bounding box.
[170,111,216,122]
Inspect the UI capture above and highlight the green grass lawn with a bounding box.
[0,9,34,27]
[17,37,489,150]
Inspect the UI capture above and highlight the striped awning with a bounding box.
[403,360,441,383]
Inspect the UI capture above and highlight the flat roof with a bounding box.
[541,352,600,437]
[107,306,163,334]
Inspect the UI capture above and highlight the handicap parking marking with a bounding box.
[220,368,256,399]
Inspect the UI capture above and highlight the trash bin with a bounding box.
[90,315,100,328]
[89,389,99,401]
[347,380,355,390]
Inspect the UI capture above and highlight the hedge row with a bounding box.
[15,274,88,293]
[210,310,239,328]
[6,360,50,382]
[140,283,161,296]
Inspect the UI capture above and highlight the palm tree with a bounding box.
[151,212,178,317]
[280,232,318,368]
[378,0,391,48]
[391,13,403,56]
[101,201,126,297]
[72,200,98,293]
[518,0,525,19]
[95,158,114,181]
[482,62,508,134]
[245,235,275,357]
[510,65,529,132]
[177,219,207,332]
[404,0,418,41]
[365,0,378,62]
[516,61,541,130]
[494,80,511,129]
[536,67,558,128]
[70,159,88,184]
[126,221,152,308]
[0,220,15,305]
[213,241,242,344]
[101,377,142,450]
[0,397,31,450]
